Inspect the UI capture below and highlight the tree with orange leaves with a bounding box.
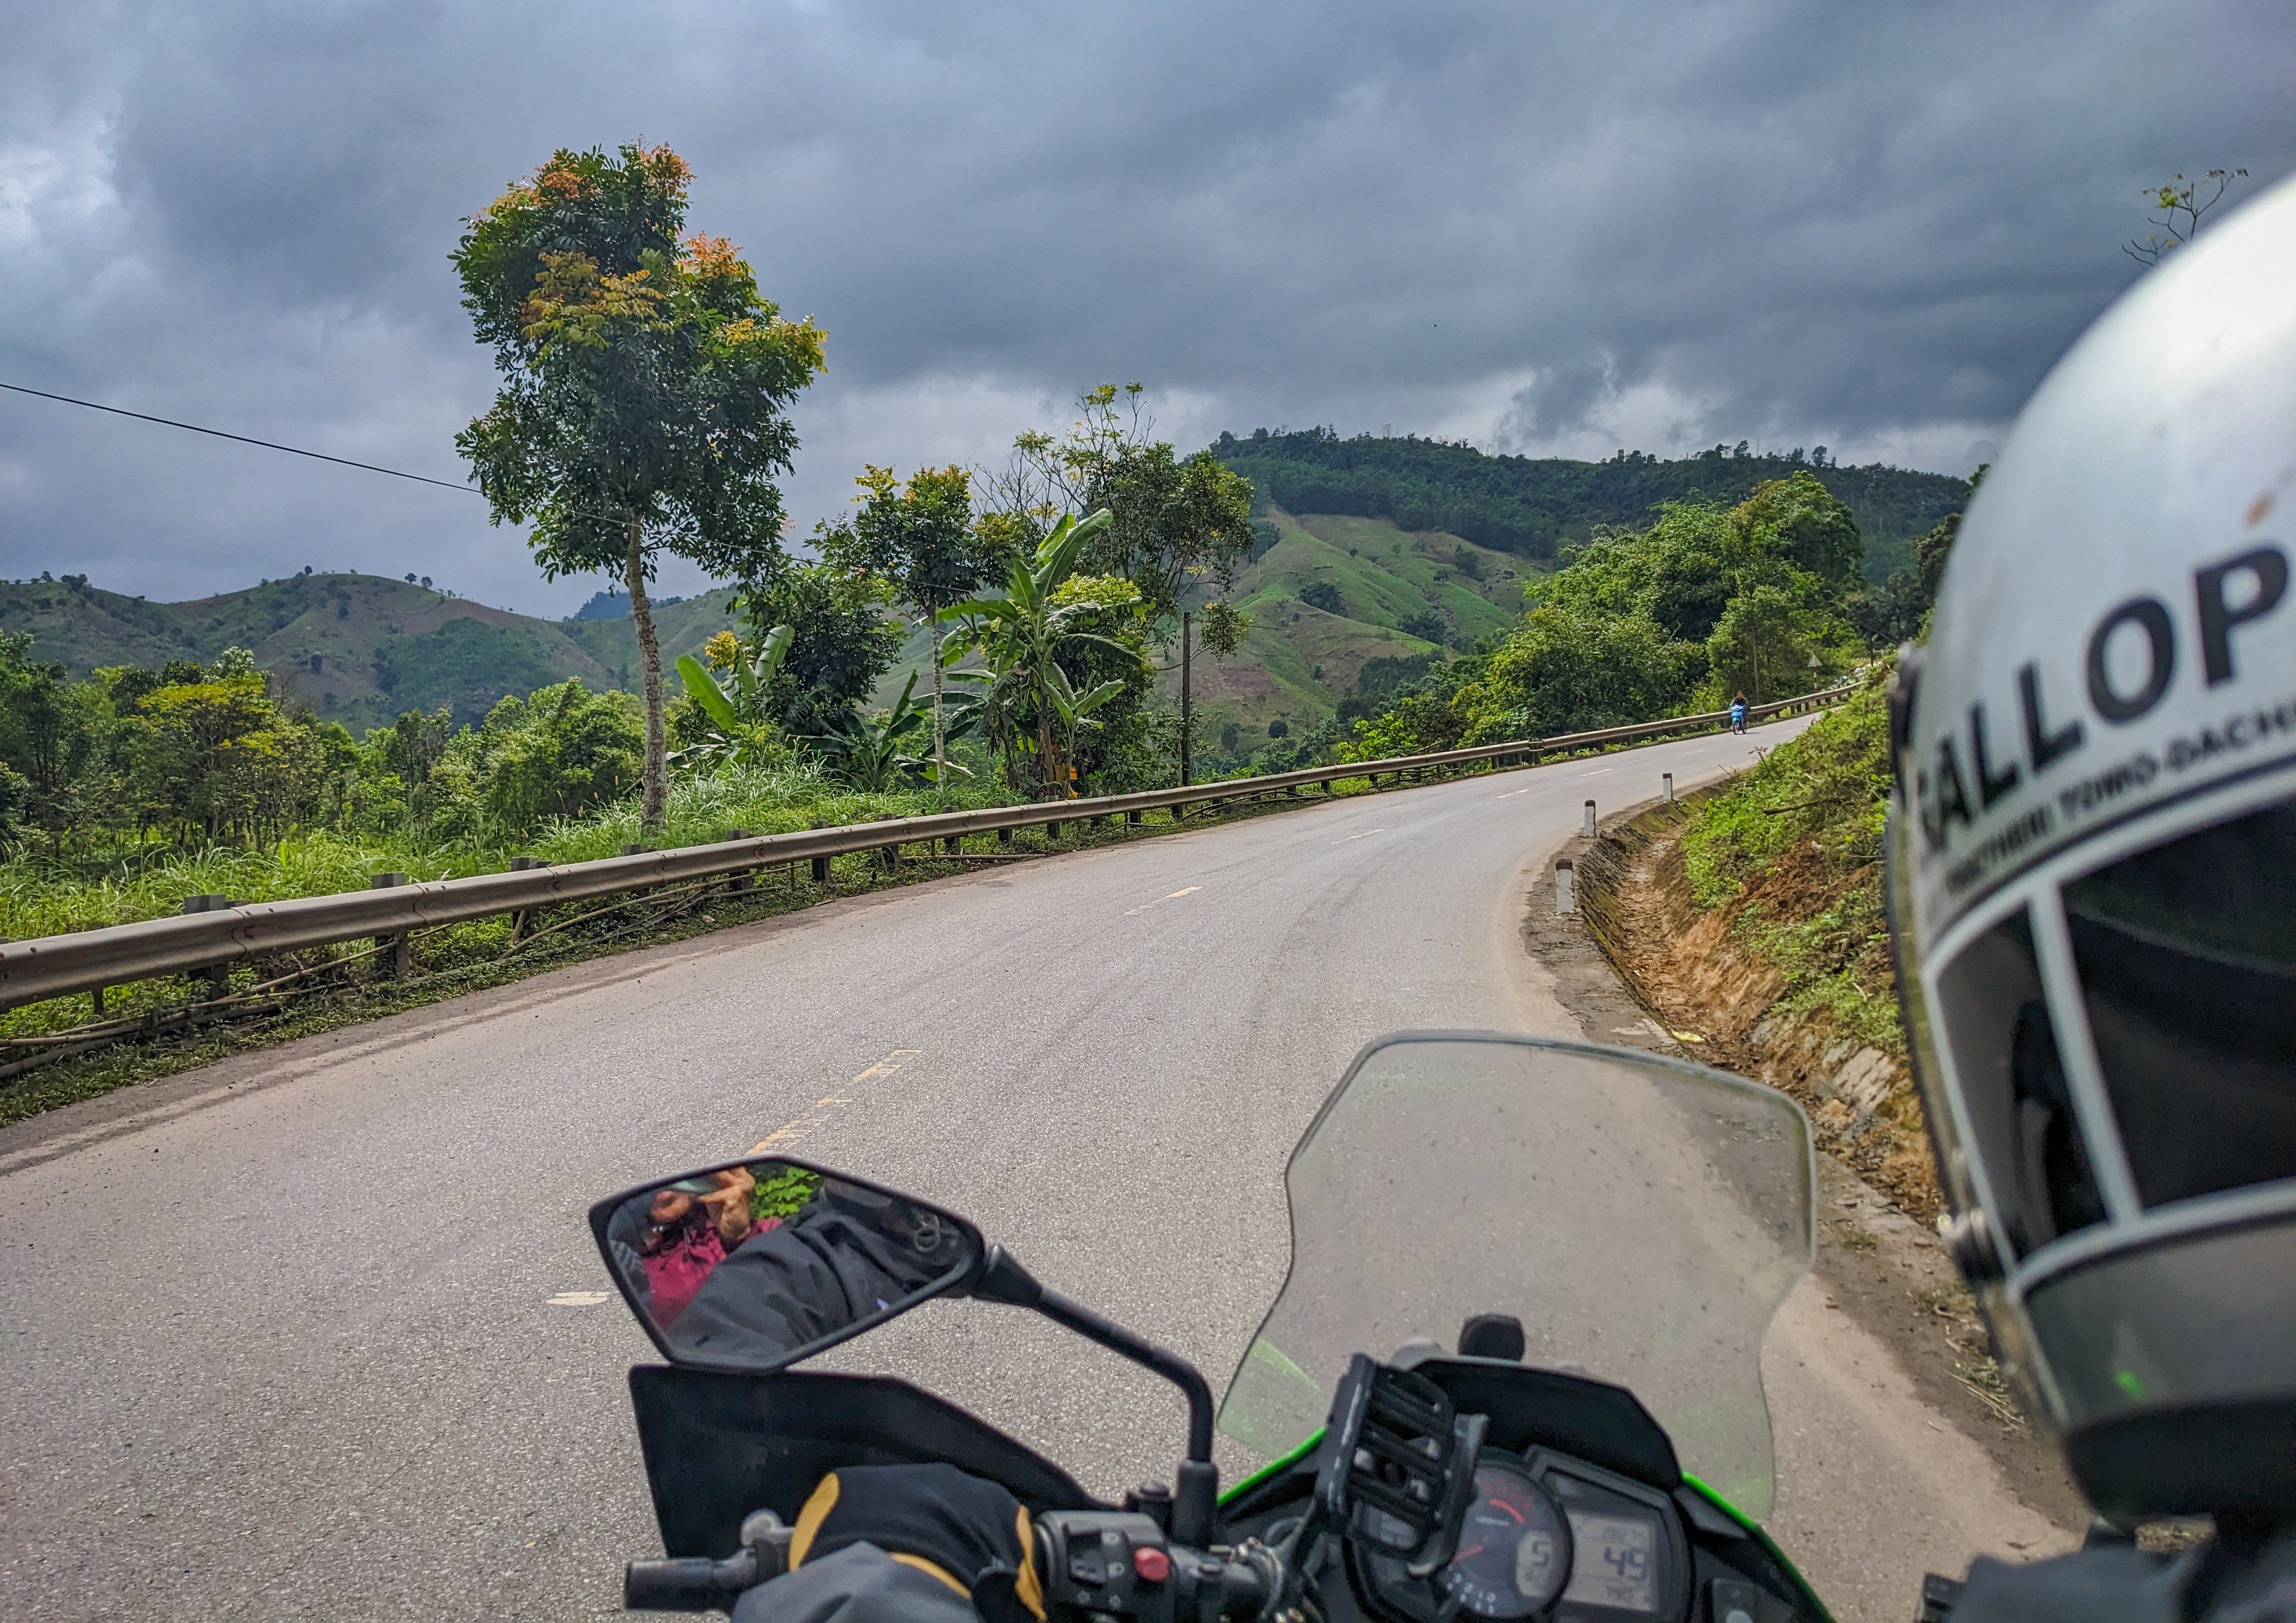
[454,142,825,835]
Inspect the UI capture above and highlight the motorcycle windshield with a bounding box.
[1217,1034,1814,1519]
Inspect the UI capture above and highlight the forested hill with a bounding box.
[0,571,738,732]
[1210,429,1968,580]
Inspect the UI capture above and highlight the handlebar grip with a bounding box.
[624,1555,754,1612]
[1218,1558,1270,1610]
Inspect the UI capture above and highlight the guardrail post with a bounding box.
[809,822,829,883]
[1582,800,1597,837]
[942,834,960,855]
[507,856,545,940]
[1662,773,1674,804]
[998,826,1014,846]
[1555,859,1575,913]
[721,830,752,894]
[369,874,411,978]
[1126,809,1141,826]
[1046,819,1061,842]
[181,894,233,996]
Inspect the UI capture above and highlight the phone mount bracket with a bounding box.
[1314,1354,1487,1579]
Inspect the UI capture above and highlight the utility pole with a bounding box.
[1179,609,1193,787]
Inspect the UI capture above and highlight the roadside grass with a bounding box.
[0,760,1005,942]
[1677,666,1904,1055]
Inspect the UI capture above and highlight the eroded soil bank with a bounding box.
[1532,793,2090,1535]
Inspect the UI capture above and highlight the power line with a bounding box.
[0,379,481,495]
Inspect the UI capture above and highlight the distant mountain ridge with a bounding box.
[1211,429,1969,581]
[0,571,738,732]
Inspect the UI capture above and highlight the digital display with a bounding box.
[1515,1528,1562,1600]
[1560,1511,1658,1613]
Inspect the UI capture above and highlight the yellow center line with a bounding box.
[750,1047,920,1154]
[1122,884,1202,916]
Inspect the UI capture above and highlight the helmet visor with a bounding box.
[2059,794,2296,1209]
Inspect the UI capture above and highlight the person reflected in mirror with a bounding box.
[667,1176,973,1366]
[611,1167,760,1330]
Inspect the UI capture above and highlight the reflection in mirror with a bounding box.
[598,1160,982,1371]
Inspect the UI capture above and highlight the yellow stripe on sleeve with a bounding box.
[789,1473,842,1569]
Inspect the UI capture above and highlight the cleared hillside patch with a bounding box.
[1178,507,1535,737]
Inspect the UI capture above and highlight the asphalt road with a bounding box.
[0,722,2069,1623]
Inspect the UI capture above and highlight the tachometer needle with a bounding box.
[1456,1545,1484,1561]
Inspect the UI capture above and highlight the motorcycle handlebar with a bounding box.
[624,1550,761,1612]
[624,1536,1274,1619]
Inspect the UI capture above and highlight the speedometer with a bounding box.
[1438,1458,1572,1619]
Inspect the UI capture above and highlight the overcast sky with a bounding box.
[2,1,2288,615]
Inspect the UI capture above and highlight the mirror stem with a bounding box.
[970,1248,1219,1543]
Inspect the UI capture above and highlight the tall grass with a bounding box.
[1676,663,1904,1054]
[0,760,1012,942]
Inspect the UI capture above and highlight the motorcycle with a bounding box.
[588,1032,1835,1623]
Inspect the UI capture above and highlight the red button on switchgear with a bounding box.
[1131,1547,1171,1584]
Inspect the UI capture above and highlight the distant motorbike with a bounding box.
[590,1032,1835,1623]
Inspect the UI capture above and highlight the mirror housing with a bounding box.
[588,1158,985,1374]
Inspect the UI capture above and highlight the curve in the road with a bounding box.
[0,720,2051,1623]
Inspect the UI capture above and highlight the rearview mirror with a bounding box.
[589,1158,985,1373]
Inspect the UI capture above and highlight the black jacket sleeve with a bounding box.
[731,1544,985,1623]
[669,1198,966,1364]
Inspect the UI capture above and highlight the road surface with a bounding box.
[0,721,2070,1622]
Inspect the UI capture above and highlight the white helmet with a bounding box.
[1886,174,2296,1522]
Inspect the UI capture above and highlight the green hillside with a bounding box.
[1181,509,1524,732]
[1212,430,1968,582]
[555,587,742,688]
[0,571,739,731]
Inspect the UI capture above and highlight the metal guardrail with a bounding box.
[0,685,1850,1015]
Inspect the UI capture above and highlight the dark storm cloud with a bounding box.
[1,0,2289,611]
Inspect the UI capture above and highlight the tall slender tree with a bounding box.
[453,142,825,834]
[816,464,1003,787]
[982,384,1256,634]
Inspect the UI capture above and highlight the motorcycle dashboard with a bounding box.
[1348,1446,1691,1623]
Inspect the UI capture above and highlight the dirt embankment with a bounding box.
[1574,792,1939,1219]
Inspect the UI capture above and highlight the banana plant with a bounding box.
[936,509,1142,798]
[804,670,962,792]
[670,624,791,774]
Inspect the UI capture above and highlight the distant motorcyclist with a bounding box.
[1729,692,1748,733]
[1886,172,2296,1619]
